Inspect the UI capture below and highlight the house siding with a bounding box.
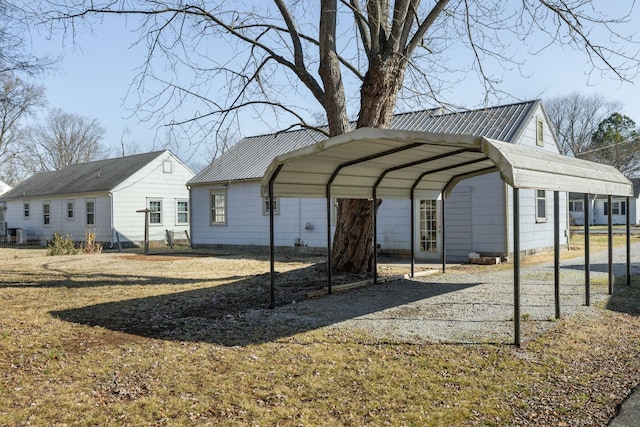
[2,193,112,243]
[1,151,194,246]
[111,154,194,245]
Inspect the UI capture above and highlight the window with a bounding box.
[569,200,583,212]
[210,189,227,225]
[263,197,279,215]
[86,200,95,225]
[176,200,189,224]
[536,118,544,147]
[536,190,547,222]
[148,199,162,224]
[605,201,626,216]
[43,202,51,226]
[163,159,172,173]
[23,202,30,219]
[67,200,75,220]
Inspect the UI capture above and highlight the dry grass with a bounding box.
[1,246,639,426]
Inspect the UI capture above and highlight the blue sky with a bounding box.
[29,7,640,172]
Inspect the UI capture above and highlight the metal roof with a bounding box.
[1,150,169,200]
[188,100,539,185]
[261,128,633,199]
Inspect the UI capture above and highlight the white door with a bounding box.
[418,199,441,259]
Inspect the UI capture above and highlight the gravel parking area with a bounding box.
[245,243,639,345]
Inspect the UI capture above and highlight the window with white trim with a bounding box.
[569,200,583,212]
[262,197,279,215]
[148,199,162,224]
[66,200,75,220]
[604,201,626,216]
[43,202,51,226]
[535,190,547,222]
[86,199,95,225]
[23,202,30,219]
[176,199,189,224]
[210,189,227,225]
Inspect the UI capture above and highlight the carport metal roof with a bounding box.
[261,128,633,199]
[261,127,633,347]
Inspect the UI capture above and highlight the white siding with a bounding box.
[3,193,112,243]
[191,181,331,248]
[377,199,411,251]
[112,153,193,244]
[507,188,568,254]
[2,151,193,246]
[592,198,631,226]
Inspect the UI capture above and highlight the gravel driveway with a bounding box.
[245,243,639,345]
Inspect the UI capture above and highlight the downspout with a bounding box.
[109,191,114,248]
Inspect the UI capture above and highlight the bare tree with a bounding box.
[0,73,46,184]
[545,92,622,157]
[40,1,640,273]
[0,2,56,75]
[27,108,110,171]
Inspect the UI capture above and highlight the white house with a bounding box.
[188,100,568,262]
[569,178,640,226]
[0,179,10,196]
[0,150,194,247]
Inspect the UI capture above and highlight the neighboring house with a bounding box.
[569,177,640,226]
[0,179,10,196]
[188,100,568,262]
[0,179,12,238]
[0,150,194,247]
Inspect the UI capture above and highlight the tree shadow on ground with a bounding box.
[50,264,481,346]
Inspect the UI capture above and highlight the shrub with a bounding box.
[47,232,79,256]
[82,232,103,254]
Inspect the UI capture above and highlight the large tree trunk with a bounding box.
[331,55,406,273]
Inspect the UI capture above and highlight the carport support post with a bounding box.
[441,195,446,273]
[268,165,283,310]
[269,178,276,309]
[608,195,613,295]
[584,193,591,306]
[627,196,631,286]
[410,195,415,278]
[513,187,521,347]
[373,193,378,284]
[554,191,560,319]
[326,189,332,294]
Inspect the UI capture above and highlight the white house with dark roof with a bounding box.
[0,150,194,246]
[188,100,569,261]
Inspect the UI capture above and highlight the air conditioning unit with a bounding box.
[15,228,26,244]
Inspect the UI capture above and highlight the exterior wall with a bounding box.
[111,153,194,245]
[190,173,511,262]
[569,196,639,226]
[2,193,112,243]
[445,172,507,261]
[592,197,633,225]
[190,181,331,248]
[507,188,568,255]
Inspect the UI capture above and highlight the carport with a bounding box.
[261,128,633,346]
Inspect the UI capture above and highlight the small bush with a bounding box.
[47,232,79,256]
[82,232,103,254]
